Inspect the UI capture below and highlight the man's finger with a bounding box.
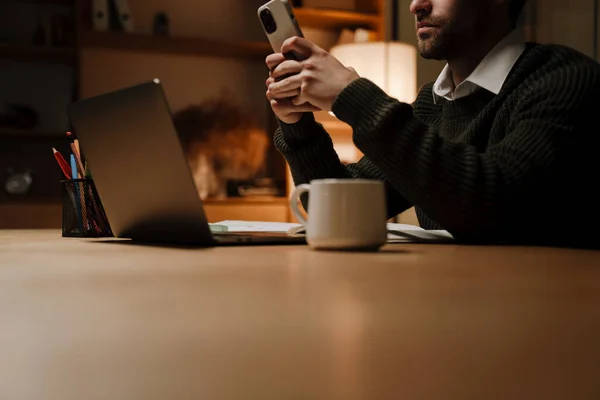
[271,59,303,79]
[267,88,300,100]
[280,36,314,59]
[268,74,303,94]
[265,53,286,70]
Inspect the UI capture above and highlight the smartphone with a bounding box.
[257,0,304,56]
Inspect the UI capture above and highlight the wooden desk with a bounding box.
[1,230,599,399]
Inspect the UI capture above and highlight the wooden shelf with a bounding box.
[0,128,68,140]
[80,30,273,60]
[0,43,76,64]
[292,7,381,30]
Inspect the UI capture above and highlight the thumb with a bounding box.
[281,36,314,59]
[292,92,309,106]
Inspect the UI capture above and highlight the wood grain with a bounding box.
[1,230,599,399]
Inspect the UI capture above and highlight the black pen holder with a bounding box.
[61,179,113,238]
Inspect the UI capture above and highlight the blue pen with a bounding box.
[71,154,83,232]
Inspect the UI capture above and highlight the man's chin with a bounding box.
[417,44,444,60]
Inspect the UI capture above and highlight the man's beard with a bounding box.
[416,10,489,60]
[418,28,452,60]
[417,22,468,60]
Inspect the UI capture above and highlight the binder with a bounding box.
[112,0,134,32]
[92,0,108,31]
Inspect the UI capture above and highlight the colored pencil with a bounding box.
[52,148,72,179]
[84,161,92,179]
[70,154,84,232]
[68,131,82,163]
[66,131,85,178]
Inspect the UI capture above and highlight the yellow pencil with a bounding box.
[67,132,85,178]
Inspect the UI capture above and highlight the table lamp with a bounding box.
[329,41,417,105]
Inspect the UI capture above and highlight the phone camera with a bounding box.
[260,8,277,34]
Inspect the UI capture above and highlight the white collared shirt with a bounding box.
[432,29,526,104]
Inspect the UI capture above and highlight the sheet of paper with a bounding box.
[387,222,454,242]
[386,223,424,231]
[387,229,454,243]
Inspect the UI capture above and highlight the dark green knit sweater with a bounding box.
[274,43,600,247]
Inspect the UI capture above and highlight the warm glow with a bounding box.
[330,41,417,104]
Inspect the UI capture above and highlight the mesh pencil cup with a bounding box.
[61,178,113,238]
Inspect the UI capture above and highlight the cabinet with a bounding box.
[0,0,389,227]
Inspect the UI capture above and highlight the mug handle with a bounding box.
[289,183,310,227]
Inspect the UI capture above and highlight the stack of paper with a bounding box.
[209,220,454,244]
[209,220,301,233]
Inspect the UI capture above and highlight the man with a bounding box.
[264,0,600,247]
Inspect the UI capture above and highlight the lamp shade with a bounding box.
[330,41,417,104]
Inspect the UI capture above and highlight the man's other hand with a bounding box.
[267,36,360,113]
[265,45,319,124]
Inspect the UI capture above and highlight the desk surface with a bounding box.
[1,230,600,399]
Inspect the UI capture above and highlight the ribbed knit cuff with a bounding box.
[331,77,413,134]
[277,112,319,146]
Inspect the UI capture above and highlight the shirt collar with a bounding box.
[432,29,526,104]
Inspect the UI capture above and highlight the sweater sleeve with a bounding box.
[331,72,600,241]
[273,112,412,218]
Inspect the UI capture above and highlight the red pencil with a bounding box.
[52,147,72,179]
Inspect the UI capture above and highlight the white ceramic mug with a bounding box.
[289,179,388,250]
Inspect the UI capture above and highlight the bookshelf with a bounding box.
[77,6,383,59]
[0,43,76,64]
[0,0,388,227]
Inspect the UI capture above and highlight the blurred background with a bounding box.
[0,0,593,228]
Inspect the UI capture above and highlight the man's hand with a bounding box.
[265,49,320,125]
[267,37,360,112]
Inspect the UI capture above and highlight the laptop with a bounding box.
[66,79,305,246]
